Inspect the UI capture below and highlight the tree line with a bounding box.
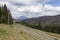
[0,4,13,24]
[18,20,60,34]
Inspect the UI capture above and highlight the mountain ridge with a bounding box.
[13,16,28,22]
[19,14,60,27]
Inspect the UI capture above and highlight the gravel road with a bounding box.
[13,24,60,40]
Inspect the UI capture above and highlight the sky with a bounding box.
[0,0,60,19]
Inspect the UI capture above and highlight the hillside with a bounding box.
[17,15,60,34]
[13,16,28,22]
[20,15,60,26]
[0,24,60,40]
[0,24,40,40]
[18,15,60,29]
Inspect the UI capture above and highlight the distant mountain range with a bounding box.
[19,15,60,27]
[13,16,28,22]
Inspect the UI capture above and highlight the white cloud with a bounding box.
[11,5,43,18]
[40,4,60,16]
[41,11,60,16]
[44,4,60,12]
[6,3,43,18]
[17,4,43,12]
[0,1,9,6]
[0,0,60,19]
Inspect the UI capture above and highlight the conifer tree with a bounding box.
[3,4,13,24]
[0,7,2,23]
[0,4,13,24]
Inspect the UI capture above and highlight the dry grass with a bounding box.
[0,24,39,40]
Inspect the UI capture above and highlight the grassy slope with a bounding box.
[0,24,60,40]
[0,24,39,40]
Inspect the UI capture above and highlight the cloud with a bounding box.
[7,0,54,5]
[0,0,54,6]
[44,4,60,12]
[11,5,43,18]
[41,4,60,16]
[0,0,60,19]
[16,4,43,12]
[0,1,9,6]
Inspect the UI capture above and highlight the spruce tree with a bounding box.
[0,7,2,23]
[3,4,13,24]
[0,4,13,24]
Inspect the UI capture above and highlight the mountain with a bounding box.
[16,15,60,34]
[19,16,28,20]
[13,16,28,22]
[19,15,60,28]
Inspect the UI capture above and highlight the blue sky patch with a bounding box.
[46,0,60,6]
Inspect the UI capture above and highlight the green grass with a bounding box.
[0,29,7,35]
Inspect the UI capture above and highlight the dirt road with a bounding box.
[13,24,60,40]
